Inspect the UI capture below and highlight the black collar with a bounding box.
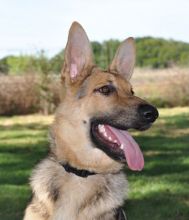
[61,163,96,178]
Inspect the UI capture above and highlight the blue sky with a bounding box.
[0,0,189,58]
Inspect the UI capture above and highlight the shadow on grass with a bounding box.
[0,140,48,153]
[161,114,189,129]
[137,134,189,149]
[0,185,31,220]
[129,134,189,171]
[0,122,49,131]
[0,112,188,220]
[125,190,189,220]
[0,130,48,219]
[0,140,48,185]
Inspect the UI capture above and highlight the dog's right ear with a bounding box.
[62,22,93,83]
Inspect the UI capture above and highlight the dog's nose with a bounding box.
[138,104,159,123]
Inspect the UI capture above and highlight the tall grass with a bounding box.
[0,74,60,115]
[0,68,189,115]
[132,68,189,107]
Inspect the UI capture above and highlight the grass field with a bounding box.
[0,108,189,220]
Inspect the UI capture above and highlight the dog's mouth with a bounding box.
[91,123,144,171]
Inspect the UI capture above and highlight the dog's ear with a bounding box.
[109,37,135,80]
[63,22,93,83]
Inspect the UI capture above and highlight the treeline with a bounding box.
[1,37,189,75]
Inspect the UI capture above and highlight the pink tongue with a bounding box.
[104,125,144,171]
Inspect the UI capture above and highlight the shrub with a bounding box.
[0,75,40,115]
[0,68,188,115]
[132,68,189,108]
[0,75,61,115]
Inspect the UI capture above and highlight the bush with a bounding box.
[0,68,188,116]
[0,74,60,115]
[0,75,39,115]
[132,68,189,108]
[1,37,189,76]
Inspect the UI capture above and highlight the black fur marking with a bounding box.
[79,187,107,213]
[47,176,60,202]
[49,186,59,202]
[115,207,127,220]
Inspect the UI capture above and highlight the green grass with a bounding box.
[0,108,189,220]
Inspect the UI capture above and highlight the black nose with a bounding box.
[138,104,159,123]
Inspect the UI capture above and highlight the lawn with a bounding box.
[0,108,189,220]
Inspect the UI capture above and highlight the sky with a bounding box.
[0,0,189,58]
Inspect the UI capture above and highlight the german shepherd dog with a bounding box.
[24,22,158,220]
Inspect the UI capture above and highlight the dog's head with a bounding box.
[51,22,158,173]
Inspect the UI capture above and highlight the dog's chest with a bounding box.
[55,173,128,220]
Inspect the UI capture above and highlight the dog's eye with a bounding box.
[95,85,116,96]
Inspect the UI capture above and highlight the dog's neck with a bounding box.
[61,163,96,178]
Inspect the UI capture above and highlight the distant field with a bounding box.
[0,67,189,115]
[0,107,189,220]
[132,68,189,107]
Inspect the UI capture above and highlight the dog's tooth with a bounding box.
[98,124,105,132]
[113,140,117,143]
[98,125,104,133]
[108,136,112,141]
[99,125,105,133]
[120,144,124,150]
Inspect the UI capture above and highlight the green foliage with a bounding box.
[35,51,51,74]
[54,37,189,71]
[135,37,189,68]
[0,57,10,74]
[34,51,58,115]
[0,51,51,75]
[91,41,104,67]
[6,55,37,75]
[92,40,120,69]
[0,37,189,75]
[50,49,64,74]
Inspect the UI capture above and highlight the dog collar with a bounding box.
[61,163,96,178]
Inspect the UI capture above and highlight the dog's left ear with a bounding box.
[63,22,94,83]
[109,37,135,81]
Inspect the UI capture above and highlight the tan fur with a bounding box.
[24,158,127,220]
[24,22,156,220]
